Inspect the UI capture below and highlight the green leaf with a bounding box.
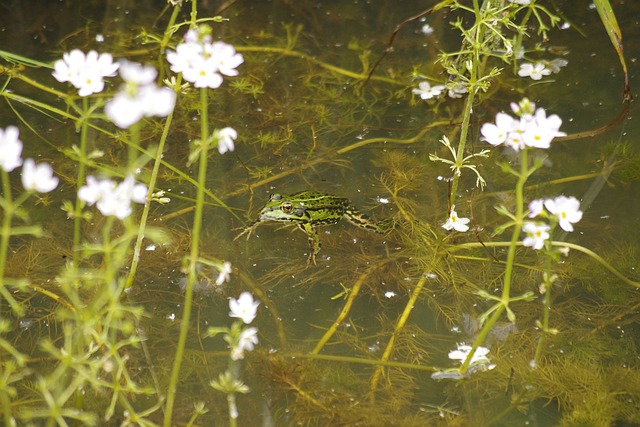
[593,0,630,100]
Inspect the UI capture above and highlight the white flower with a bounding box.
[480,112,514,147]
[509,0,531,5]
[21,159,59,193]
[547,58,568,73]
[544,196,583,232]
[229,292,259,324]
[52,49,119,96]
[528,199,544,218]
[521,108,566,149]
[210,42,244,77]
[0,126,23,172]
[448,344,491,365]
[78,175,147,219]
[522,222,550,250]
[166,27,243,89]
[447,83,467,99]
[105,60,176,129]
[217,127,237,154]
[442,206,470,232]
[216,261,232,286]
[231,327,259,360]
[518,62,552,80]
[412,81,445,100]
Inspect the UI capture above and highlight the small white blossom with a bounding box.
[105,60,176,128]
[21,159,59,193]
[518,62,552,80]
[229,292,260,324]
[231,327,259,360]
[480,112,514,147]
[412,81,445,100]
[544,196,583,232]
[547,58,568,73]
[447,83,467,99]
[0,126,23,172]
[442,206,470,232]
[528,199,545,218]
[448,344,491,365]
[522,222,550,250]
[509,0,531,5]
[216,262,232,286]
[78,175,147,219]
[52,49,119,96]
[217,127,237,154]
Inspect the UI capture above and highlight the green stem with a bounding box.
[460,149,529,374]
[164,87,209,427]
[72,97,90,266]
[0,169,13,317]
[448,0,484,209]
[159,4,182,54]
[533,239,554,366]
[125,90,177,289]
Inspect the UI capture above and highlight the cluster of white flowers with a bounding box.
[523,195,583,250]
[105,60,176,128]
[228,292,260,360]
[167,27,244,89]
[480,98,566,151]
[0,126,59,193]
[412,81,468,101]
[78,175,148,220]
[52,49,119,96]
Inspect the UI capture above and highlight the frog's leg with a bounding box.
[344,208,393,233]
[298,223,320,265]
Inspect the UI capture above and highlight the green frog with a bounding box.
[236,191,394,265]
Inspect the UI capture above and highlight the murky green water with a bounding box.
[1,1,639,426]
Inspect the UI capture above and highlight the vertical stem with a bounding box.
[164,88,209,427]
[125,87,177,289]
[72,97,90,266]
[460,149,529,374]
[533,237,554,365]
[370,274,428,402]
[0,169,13,316]
[448,0,484,209]
[159,4,182,53]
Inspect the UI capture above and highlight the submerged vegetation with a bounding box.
[0,0,639,425]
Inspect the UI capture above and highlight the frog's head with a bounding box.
[258,194,307,223]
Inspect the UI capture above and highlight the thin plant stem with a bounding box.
[460,149,529,374]
[72,97,90,266]
[125,85,177,289]
[448,0,484,209]
[370,274,428,402]
[164,87,209,427]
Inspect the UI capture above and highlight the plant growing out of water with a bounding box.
[432,98,580,379]
[207,291,260,427]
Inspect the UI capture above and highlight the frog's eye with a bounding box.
[281,202,293,213]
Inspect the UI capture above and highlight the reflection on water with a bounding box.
[1,0,640,425]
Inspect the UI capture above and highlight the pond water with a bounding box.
[1,1,639,426]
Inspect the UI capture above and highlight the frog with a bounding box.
[235,191,394,265]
